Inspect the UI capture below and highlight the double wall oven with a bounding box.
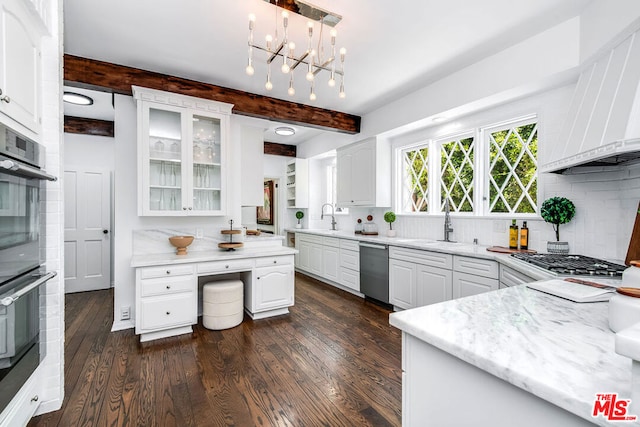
[0,124,56,414]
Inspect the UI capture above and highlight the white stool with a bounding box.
[202,280,244,330]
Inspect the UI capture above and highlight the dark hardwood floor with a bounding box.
[29,273,402,426]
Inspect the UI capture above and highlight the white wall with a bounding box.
[579,2,640,61]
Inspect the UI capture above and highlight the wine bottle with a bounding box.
[520,221,529,250]
[509,219,519,249]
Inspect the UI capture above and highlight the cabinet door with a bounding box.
[453,271,499,299]
[191,112,225,215]
[416,265,452,307]
[0,0,41,133]
[255,265,294,311]
[389,259,415,309]
[140,102,187,216]
[308,243,323,276]
[336,148,354,205]
[296,241,311,272]
[138,293,195,332]
[322,245,339,282]
[350,143,375,205]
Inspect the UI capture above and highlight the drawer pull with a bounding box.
[31,395,38,402]
[257,276,261,280]
[166,270,170,275]
[225,265,229,268]
[273,260,277,264]
[166,311,171,315]
[166,285,171,289]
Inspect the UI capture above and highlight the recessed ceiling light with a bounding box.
[63,92,94,106]
[275,127,295,136]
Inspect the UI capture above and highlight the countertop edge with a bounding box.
[131,247,298,268]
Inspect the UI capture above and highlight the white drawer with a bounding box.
[500,266,534,287]
[140,264,195,279]
[454,256,499,279]
[296,233,323,244]
[197,258,255,274]
[389,246,452,269]
[339,267,360,291]
[140,275,194,297]
[139,293,195,331]
[339,238,359,252]
[255,255,294,267]
[323,236,340,247]
[340,249,359,271]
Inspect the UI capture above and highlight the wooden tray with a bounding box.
[246,229,261,236]
[486,246,537,254]
[220,229,242,235]
[617,287,640,298]
[218,242,244,250]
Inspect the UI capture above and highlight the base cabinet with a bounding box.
[247,264,294,314]
[453,271,499,299]
[500,265,536,288]
[416,265,453,307]
[0,365,41,427]
[389,259,416,309]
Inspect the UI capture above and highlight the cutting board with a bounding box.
[625,201,640,265]
[486,246,537,254]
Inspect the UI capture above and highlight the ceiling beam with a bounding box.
[64,115,115,137]
[63,54,360,134]
[264,141,296,157]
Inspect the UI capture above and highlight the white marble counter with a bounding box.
[290,228,554,281]
[131,246,297,268]
[390,285,633,426]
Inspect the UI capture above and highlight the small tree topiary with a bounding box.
[540,197,575,242]
[295,210,304,225]
[383,211,396,230]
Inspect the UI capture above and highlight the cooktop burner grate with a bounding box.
[510,253,627,277]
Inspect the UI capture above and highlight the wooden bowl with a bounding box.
[168,235,194,255]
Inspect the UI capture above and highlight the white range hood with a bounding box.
[542,25,640,174]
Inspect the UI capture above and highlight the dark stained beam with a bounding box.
[64,116,114,137]
[63,54,360,134]
[264,141,296,157]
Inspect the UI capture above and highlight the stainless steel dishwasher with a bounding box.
[359,242,389,304]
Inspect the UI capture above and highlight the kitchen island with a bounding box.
[389,284,634,427]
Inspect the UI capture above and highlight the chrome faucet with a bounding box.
[443,199,455,242]
[321,203,337,230]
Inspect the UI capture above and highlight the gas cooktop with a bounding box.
[510,253,627,277]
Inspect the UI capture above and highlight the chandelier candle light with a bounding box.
[246,0,346,100]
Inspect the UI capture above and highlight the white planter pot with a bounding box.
[547,241,569,254]
[387,229,396,237]
[295,223,302,229]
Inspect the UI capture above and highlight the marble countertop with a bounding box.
[290,228,554,281]
[389,285,631,426]
[131,246,297,268]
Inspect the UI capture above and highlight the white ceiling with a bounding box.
[63,0,593,144]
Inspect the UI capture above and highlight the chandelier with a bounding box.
[245,0,346,101]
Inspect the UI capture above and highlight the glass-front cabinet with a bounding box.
[133,86,232,216]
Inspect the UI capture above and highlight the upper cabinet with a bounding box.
[336,137,391,207]
[133,86,233,216]
[0,0,42,135]
[285,159,308,209]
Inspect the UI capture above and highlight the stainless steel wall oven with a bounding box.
[0,124,56,414]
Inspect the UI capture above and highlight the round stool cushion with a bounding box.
[202,280,243,330]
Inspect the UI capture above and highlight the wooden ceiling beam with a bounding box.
[64,115,114,137]
[264,141,296,157]
[63,54,360,134]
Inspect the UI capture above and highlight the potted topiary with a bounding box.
[295,210,304,229]
[540,196,576,254]
[384,211,397,237]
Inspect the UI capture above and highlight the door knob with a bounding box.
[103,229,109,234]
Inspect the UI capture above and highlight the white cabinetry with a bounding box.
[245,256,294,319]
[389,246,453,310]
[338,238,359,292]
[286,159,309,208]
[336,137,390,207]
[452,256,499,298]
[133,86,232,216]
[322,237,340,283]
[135,265,197,342]
[0,0,42,135]
[500,265,535,289]
[295,233,323,275]
[0,365,41,426]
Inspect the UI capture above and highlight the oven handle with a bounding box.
[0,159,57,181]
[0,271,57,307]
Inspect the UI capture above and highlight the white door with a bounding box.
[64,167,111,293]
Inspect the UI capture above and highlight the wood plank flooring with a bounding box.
[29,273,402,426]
